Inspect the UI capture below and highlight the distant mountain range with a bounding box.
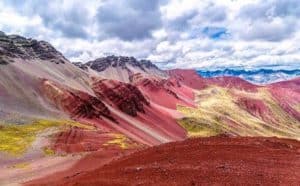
[197,68,300,84]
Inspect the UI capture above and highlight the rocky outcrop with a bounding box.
[0,56,13,65]
[86,56,162,73]
[72,62,88,70]
[41,79,116,121]
[0,31,67,64]
[92,79,150,116]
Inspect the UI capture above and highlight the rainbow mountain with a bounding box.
[0,32,299,185]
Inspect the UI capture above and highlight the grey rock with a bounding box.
[0,31,67,64]
[85,55,161,73]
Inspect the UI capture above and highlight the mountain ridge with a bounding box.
[198,68,300,84]
[0,31,299,185]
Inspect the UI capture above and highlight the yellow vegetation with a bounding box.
[9,162,30,169]
[103,133,133,149]
[0,119,94,156]
[177,86,300,140]
[294,104,300,113]
[43,147,55,156]
[178,117,221,137]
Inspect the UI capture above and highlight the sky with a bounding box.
[0,0,300,70]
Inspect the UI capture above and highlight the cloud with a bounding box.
[0,0,299,70]
[232,0,299,42]
[95,0,162,40]
[2,0,93,39]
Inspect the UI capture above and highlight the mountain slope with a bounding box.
[0,32,299,185]
[32,136,300,186]
[84,56,167,83]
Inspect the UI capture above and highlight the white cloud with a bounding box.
[0,0,299,70]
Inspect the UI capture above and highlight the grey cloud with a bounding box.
[240,0,300,19]
[201,3,227,22]
[96,0,162,41]
[272,0,300,18]
[4,0,89,39]
[166,3,227,33]
[1,0,300,70]
[242,19,295,41]
[237,0,299,41]
[167,11,198,31]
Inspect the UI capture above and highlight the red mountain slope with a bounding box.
[28,136,300,186]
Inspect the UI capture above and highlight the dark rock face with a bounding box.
[85,55,161,73]
[67,91,113,120]
[41,79,116,122]
[92,79,150,116]
[0,57,9,65]
[72,62,88,70]
[0,31,67,64]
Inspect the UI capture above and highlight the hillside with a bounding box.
[0,32,299,185]
[29,136,300,186]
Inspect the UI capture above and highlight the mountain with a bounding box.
[0,32,299,185]
[37,136,300,186]
[82,56,167,83]
[198,68,300,84]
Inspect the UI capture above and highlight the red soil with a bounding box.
[207,76,258,92]
[168,69,207,90]
[136,105,187,141]
[268,86,300,121]
[271,77,300,93]
[41,78,187,147]
[168,69,258,92]
[26,146,139,186]
[236,96,276,123]
[136,77,195,109]
[41,79,115,121]
[51,127,118,153]
[92,79,150,116]
[28,136,300,186]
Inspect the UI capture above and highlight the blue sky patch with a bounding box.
[202,26,228,39]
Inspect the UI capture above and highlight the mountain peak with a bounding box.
[0,31,67,64]
[85,55,161,72]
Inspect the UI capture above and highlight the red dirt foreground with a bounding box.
[26,136,300,186]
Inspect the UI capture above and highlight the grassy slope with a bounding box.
[177,86,300,139]
[0,119,94,156]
